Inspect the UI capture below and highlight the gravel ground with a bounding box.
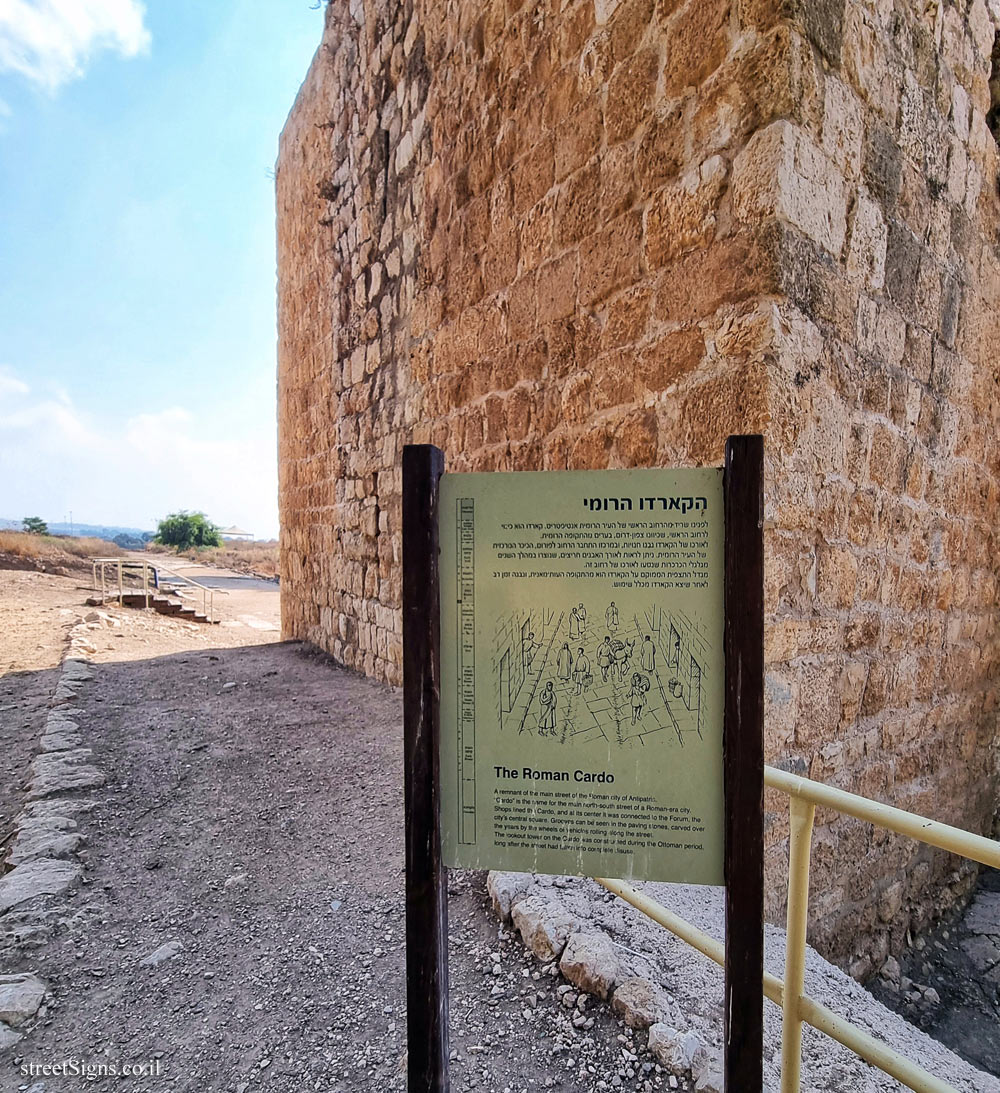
[0,574,692,1093]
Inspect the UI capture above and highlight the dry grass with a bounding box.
[173,540,280,578]
[0,531,124,571]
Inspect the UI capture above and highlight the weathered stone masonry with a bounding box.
[277,0,1000,971]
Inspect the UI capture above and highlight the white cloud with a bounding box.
[0,0,150,93]
[0,367,278,537]
[0,366,30,397]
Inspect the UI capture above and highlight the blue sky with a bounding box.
[0,1,325,538]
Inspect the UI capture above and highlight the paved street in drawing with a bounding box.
[499,603,709,752]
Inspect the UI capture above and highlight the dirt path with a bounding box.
[0,572,678,1093]
[0,572,80,844]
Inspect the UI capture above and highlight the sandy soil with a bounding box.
[0,569,679,1093]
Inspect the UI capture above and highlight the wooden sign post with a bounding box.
[722,434,765,1090]
[402,444,449,1093]
[402,437,764,1093]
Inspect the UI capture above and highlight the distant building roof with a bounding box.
[219,526,253,537]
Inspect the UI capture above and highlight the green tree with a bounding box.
[22,516,48,535]
[154,511,221,551]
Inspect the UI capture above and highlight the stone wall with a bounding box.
[277,0,1000,970]
[750,0,1000,973]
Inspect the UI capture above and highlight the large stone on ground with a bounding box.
[139,940,184,966]
[511,895,581,962]
[610,976,676,1028]
[39,729,83,752]
[647,1024,708,1074]
[0,1022,22,1051]
[61,659,93,682]
[0,973,46,1027]
[0,858,82,913]
[964,893,1000,937]
[49,681,79,705]
[9,816,84,865]
[487,871,533,922]
[559,931,620,998]
[28,750,103,799]
[23,798,92,821]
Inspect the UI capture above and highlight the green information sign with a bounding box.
[439,467,725,885]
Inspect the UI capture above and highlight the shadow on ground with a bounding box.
[0,641,651,1093]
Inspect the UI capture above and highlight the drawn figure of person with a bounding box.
[641,634,656,673]
[524,632,540,670]
[538,681,556,735]
[576,603,587,634]
[569,605,581,639]
[613,638,635,682]
[556,642,573,681]
[606,601,619,631]
[629,672,650,724]
[597,636,613,682]
[573,648,590,695]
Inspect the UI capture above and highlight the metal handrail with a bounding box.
[594,765,1000,1093]
[91,557,227,622]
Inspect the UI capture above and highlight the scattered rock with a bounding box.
[610,977,675,1029]
[0,858,82,913]
[880,955,901,984]
[0,1021,22,1051]
[139,940,184,966]
[694,1060,724,1093]
[559,931,620,999]
[0,973,46,1027]
[647,1024,707,1075]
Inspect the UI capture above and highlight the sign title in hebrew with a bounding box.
[583,495,709,512]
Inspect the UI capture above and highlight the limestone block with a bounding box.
[0,1022,22,1051]
[732,121,847,257]
[845,191,887,291]
[487,871,534,921]
[645,156,728,267]
[0,858,81,914]
[610,976,676,1028]
[822,76,863,178]
[559,931,621,998]
[9,814,83,865]
[0,974,45,1027]
[511,895,582,962]
[647,1024,708,1074]
[28,749,104,800]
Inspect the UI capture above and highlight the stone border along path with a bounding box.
[0,619,104,1052]
[488,872,1000,1093]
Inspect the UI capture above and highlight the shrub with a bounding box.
[154,511,222,551]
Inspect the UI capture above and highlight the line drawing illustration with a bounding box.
[492,601,711,751]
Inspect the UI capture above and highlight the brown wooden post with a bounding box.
[402,443,450,1093]
[722,434,765,1092]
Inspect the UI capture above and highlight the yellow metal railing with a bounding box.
[595,765,1000,1093]
[92,557,226,622]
